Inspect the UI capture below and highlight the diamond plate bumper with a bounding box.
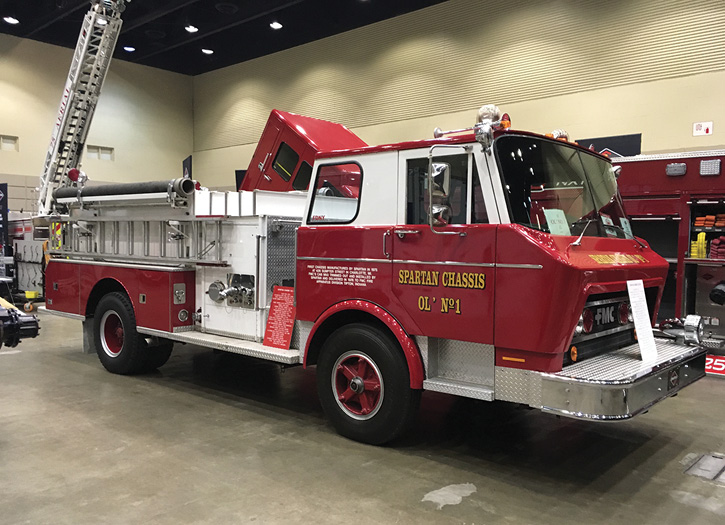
[496,340,706,420]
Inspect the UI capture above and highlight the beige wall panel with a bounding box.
[193,143,257,191]
[193,0,725,158]
[195,68,725,187]
[0,34,193,203]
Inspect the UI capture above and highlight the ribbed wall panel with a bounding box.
[193,0,725,151]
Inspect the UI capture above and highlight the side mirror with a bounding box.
[431,162,451,195]
[431,204,451,227]
[427,158,456,235]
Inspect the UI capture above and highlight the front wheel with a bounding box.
[316,323,420,445]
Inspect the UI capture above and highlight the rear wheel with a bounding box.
[94,292,147,375]
[143,341,173,371]
[316,323,420,445]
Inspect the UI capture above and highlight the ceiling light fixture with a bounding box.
[3,16,19,25]
[201,48,214,55]
[96,17,108,26]
[270,21,283,30]
[185,24,198,33]
[123,46,135,52]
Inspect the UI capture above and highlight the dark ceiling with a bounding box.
[0,0,449,76]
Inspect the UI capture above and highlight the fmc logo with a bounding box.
[595,305,616,325]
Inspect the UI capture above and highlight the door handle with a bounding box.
[393,229,420,238]
[258,152,272,172]
[383,230,391,259]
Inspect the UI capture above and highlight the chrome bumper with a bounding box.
[494,340,706,421]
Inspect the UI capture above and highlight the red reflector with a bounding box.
[67,168,80,182]
[582,308,594,334]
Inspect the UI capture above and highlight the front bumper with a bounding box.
[494,339,706,420]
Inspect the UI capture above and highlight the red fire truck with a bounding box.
[42,102,708,444]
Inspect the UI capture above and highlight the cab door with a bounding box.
[391,147,498,344]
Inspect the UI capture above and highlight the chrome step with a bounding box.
[137,327,301,365]
[423,378,495,401]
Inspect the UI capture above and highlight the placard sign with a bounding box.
[705,355,725,377]
[263,286,296,350]
[619,217,634,239]
[543,209,571,236]
[627,280,658,362]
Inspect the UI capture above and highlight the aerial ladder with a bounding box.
[37,0,129,217]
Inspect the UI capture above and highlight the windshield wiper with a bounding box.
[603,223,648,248]
[569,219,595,247]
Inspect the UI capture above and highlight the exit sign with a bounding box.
[693,121,713,136]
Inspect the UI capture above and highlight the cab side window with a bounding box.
[272,142,299,182]
[308,163,363,224]
[293,161,313,190]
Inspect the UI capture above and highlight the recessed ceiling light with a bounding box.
[3,16,19,25]
[270,21,283,30]
[185,24,198,33]
[123,46,135,52]
[201,48,214,55]
[215,2,239,15]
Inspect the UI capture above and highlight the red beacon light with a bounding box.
[500,113,511,129]
[67,168,88,184]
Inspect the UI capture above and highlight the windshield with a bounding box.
[495,135,632,239]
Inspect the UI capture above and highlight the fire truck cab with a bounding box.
[44,106,707,445]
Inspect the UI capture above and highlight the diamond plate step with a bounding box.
[555,339,703,382]
[423,378,494,401]
[137,327,301,365]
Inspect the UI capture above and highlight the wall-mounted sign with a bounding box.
[693,122,713,136]
[577,133,642,157]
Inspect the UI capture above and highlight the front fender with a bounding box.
[303,300,425,389]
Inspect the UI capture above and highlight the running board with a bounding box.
[423,378,495,401]
[137,327,301,365]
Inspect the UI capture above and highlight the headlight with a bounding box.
[575,309,594,335]
[683,315,704,344]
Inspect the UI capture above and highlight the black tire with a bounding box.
[316,323,421,445]
[93,292,147,375]
[142,341,173,372]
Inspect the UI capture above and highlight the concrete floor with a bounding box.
[1,309,725,524]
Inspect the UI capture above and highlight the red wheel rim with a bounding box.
[332,351,384,420]
[100,311,124,357]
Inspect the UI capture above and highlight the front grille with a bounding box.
[564,289,658,366]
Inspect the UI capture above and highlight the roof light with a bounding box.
[185,24,198,33]
[123,46,135,52]
[270,21,283,30]
[96,17,108,26]
[201,48,214,55]
[501,113,511,129]
[3,16,19,25]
